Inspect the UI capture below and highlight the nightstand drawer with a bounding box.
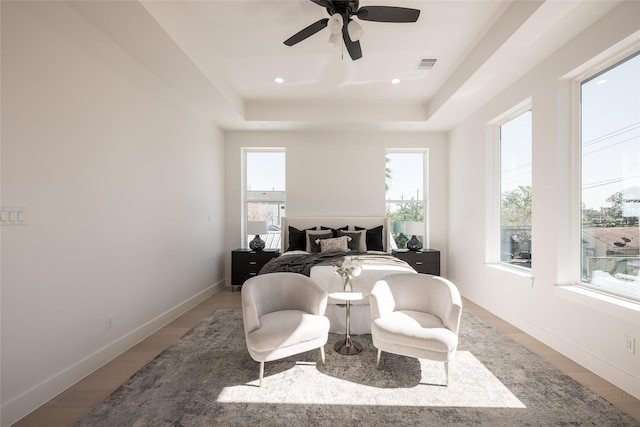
[232,259,267,274]
[232,250,280,264]
[392,249,440,275]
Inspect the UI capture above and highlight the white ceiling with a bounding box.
[67,0,621,132]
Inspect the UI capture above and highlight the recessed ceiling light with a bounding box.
[391,78,401,85]
[274,77,284,84]
[596,79,608,85]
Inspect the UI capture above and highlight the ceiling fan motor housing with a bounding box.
[325,1,360,19]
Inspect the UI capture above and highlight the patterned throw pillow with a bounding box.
[319,236,351,253]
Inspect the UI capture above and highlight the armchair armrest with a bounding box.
[436,279,463,334]
[302,283,329,316]
[370,279,396,319]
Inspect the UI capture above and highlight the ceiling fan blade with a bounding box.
[356,6,420,23]
[310,0,333,7]
[284,18,329,46]
[342,20,362,60]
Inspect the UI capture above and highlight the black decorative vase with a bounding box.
[249,235,265,251]
[406,235,423,251]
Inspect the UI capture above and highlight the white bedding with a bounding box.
[277,249,416,334]
[277,216,416,334]
[309,257,416,334]
[308,258,415,305]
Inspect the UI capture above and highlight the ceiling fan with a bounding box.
[284,0,420,61]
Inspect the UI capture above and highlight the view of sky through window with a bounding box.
[580,51,640,300]
[501,111,532,193]
[582,53,640,211]
[386,152,424,201]
[246,151,285,192]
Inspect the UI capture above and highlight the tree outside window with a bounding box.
[385,151,425,248]
[500,110,532,268]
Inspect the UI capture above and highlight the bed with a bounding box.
[259,216,417,334]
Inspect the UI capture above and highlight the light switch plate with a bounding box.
[1,207,27,226]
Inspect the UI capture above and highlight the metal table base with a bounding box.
[334,299,362,355]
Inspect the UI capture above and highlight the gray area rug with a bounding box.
[75,309,639,426]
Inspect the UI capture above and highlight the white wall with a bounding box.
[1,3,226,425]
[224,131,448,280]
[448,1,640,399]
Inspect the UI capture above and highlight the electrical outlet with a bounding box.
[106,314,114,330]
[624,335,635,354]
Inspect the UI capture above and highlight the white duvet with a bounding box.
[281,251,417,334]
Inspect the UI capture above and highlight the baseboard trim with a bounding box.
[2,280,225,427]
[464,293,640,400]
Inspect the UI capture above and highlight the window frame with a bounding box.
[574,49,640,303]
[487,99,533,273]
[242,148,285,249]
[385,149,428,249]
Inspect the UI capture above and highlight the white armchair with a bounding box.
[370,273,462,385]
[241,272,330,386]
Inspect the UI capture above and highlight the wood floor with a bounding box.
[12,288,640,426]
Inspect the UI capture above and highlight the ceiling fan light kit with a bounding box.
[328,32,342,46]
[328,13,344,34]
[283,0,420,61]
[347,20,363,41]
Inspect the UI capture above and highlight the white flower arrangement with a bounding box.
[333,256,362,291]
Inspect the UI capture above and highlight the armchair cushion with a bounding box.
[247,310,330,361]
[372,310,458,355]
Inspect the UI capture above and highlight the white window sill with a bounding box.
[555,284,640,313]
[486,262,533,278]
[485,262,535,287]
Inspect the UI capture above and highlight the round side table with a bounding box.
[328,291,364,355]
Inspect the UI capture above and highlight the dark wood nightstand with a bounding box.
[392,249,440,275]
[231,248,280,291]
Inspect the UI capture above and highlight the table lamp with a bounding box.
[247,221,268,251]
[404,221,424,251]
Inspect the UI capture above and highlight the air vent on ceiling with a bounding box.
[416,57,437,71]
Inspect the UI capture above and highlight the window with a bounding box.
[580,51,640,301]
[244,149,285,249]
[385,151,426,249]
[499,110,532,269]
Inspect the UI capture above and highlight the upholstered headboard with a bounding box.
[281,216,392,253]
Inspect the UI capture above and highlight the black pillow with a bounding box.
[355,225,384,251]
[321,225,348,238]
[287,226,317,251]
[306,230,334,253]
[337,230,367,252]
